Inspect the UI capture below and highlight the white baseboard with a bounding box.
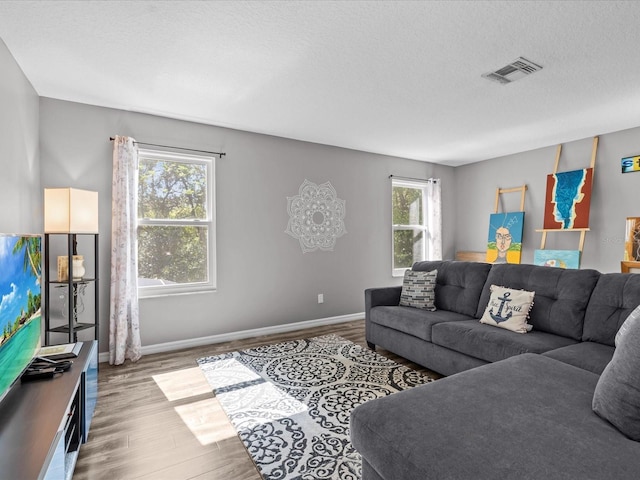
[98,312,364,363]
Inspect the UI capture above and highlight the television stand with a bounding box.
[30,356,73,369]
[0,341,98,480]
[33,355,68,364]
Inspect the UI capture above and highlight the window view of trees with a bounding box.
[137,155,211,287]
[138,226,208,284]
[392,184,426,271]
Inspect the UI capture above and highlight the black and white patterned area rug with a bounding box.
[196,334,432,480]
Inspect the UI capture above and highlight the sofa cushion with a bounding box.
[593,305,640,441]
[479,284,534,333]
[476,263,600,340]
[361,458,385,480]
[351,354,640,480]
[369,306,475,342]
[542,342,614,375]
[583,273,640,346]
[399,269,437,310]
[412,260,491,317]
[431,320,576,363]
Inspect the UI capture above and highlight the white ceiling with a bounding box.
[1,1,640,166]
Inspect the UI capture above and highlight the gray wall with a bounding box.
[0,39,40,233]
[39,98,456,350]
[8,31,640,351]
[454,129,640,272]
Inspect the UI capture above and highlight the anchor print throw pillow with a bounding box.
[480,285,535,333]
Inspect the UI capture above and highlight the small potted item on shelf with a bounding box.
[57,255,85,281]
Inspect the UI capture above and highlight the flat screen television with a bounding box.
[0,234,42,403]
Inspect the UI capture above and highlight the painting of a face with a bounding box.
[495,227,512,253]
[486,212,524,264]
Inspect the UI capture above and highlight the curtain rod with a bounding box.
[389,175,438,183]
[109,137,226,157]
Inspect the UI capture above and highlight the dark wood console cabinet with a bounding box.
[0,341,98,480]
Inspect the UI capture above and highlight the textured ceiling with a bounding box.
[1,1,640,165]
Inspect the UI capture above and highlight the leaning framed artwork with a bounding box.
[534,249,581,269]
[543,168,593,230]
[486,212,524,264]
[624,217,640,261]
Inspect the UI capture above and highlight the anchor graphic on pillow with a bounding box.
[490,291,513,324]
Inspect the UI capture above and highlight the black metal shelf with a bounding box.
[44,233,99,345]
[48,322,96,334]
[50,278,97,285]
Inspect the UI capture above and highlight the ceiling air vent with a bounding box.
[482,57,543,85]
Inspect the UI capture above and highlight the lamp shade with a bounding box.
[44,188,99,233]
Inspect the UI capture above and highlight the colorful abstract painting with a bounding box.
[486,212,524,264]
[625,217,640,261]
[534,249,581,269]
[543,168,593,229]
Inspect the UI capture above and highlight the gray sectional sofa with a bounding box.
[351,260,640,479]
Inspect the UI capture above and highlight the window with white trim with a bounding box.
[392,179,429,276]
[137,149,216,296]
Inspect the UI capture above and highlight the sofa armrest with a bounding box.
[365,286,402,314]
[365,286,402,349]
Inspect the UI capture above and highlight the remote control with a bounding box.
[21,368,57,381]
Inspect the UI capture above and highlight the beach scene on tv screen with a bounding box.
[0,235,42,395]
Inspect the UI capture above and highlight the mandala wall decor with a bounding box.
[285,179,346,253]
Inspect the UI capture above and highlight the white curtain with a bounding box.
[427,179,442,260]
[109,135,142,365]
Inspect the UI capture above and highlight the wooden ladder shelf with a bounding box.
[536,136,598,253]
[494,185,527,214]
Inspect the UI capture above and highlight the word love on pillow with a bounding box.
[480,285,535,333]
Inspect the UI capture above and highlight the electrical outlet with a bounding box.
[318,294,324,304]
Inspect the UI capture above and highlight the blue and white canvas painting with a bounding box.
[534,249,581,269]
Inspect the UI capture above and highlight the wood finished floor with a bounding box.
[73,319,441,480]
